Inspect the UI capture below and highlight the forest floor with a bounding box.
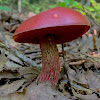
[0,10,100,100]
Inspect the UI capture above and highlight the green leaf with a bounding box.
[97,15,100,18]
[87,6,95,11]
[0,6,11,11]
[64,0,70,6]
[57,2,66,7]
[90,0,96,4]
[73,1,79,6]
[74,5,83,9]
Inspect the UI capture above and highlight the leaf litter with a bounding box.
[0,10,100,100]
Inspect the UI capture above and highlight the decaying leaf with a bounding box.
[65,64,100,98]
[0,48,7,71]
[26,82,71,100]
[0,79,25,96]
[86,70,100,92]
[0,42,38,71]
[0,70,19,79]
[73,89,99,100]
[0,89,26,100]
[0,14,100,100]
[17,66,40,76]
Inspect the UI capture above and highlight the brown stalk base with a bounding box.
[37,36,60,85]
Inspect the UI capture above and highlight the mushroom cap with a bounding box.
[13,7,90,44]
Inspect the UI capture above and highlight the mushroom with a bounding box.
[13,7,90,85]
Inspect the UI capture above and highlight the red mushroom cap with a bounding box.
[13,7,90,44]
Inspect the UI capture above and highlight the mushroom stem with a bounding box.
[38,36,60,85]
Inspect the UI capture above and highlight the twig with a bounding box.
[62,43,74,96]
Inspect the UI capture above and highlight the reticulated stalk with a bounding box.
[38,36,60,85]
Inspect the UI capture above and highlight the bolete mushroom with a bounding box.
[13,7,90,85]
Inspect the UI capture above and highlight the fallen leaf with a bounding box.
[0,79,25,96]
[0,89,26,100]
[26,82,71,100]
[0,49,7,71]
[86,70,100,92]
[73,89,99,100]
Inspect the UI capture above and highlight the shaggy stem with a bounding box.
[38,36,60,85]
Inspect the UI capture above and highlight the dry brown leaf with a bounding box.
[86,70,100,92]
[0,89,26,100]
[18,66,40,76]
[0,79,25,96]
[73,89,99,100]
[66,65,100,98]
[26,82,71,100]
[0,71,19,79]
[0,49,7,71]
